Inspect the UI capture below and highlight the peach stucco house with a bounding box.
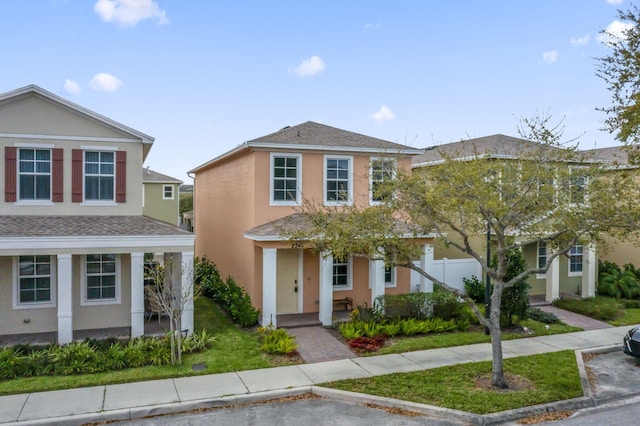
[189,122,438,327]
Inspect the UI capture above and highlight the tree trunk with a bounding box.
[489,324,507,388]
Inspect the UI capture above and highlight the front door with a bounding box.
[276,249,299,314]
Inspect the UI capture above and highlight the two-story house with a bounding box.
[189,121,437,327]
[142,167,182,226]
[0,85,195,345]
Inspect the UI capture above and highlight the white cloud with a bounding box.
[542,50,558,63]
[290,55,325,77]
[364,23,382,30]
[607,0,623,4]
[370,105,395,123]
[94,0,169,27]
[570,34,590,45]
[597,20,634,45]
[63,79,81,95]
[89,73,123,92]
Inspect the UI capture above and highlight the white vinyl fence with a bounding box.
[411,258,482,293]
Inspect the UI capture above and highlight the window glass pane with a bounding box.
[274,157,285,167]
[99,177,114,200]
[100,152,114,162]
[20,150,34,161]
[103,261,116,274]
[36,263,50,275]
[102,286,116,299]
[87,254,101,262]
[36,277,50,289]
[85,151,99,162]
[102,254,116,262]
[85,163,99,174]
[86,262,101,274]
[35,150,50,161]
[19,175,35,199]
[86,176,99,199]
[36,289,50,301]
[100,163,114,175]
[87,287,101,300]
[35,176,50,199]
[20,161,34,173]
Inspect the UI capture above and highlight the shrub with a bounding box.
[260,328,298,354]
[399,318,424,336]
[464,275,486,303]
[526,307,558,324]
[339,322,364,340]
[430,289,464,320]
[182,329,215,354]
[597,268,640,299]
[0,347,20,379]
[49,341,100,375]
[553,297,623,321]
[493,248,530,327]
[380,322,402,337]
[377,293,431,319]
[348,336,385,352]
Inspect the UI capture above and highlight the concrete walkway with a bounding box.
[536,305,613,330]
[0,326,630,425]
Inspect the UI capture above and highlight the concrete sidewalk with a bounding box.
[0,326,630,425]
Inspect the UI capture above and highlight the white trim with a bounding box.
[369,157,397,205]
[162,184,175,200]
[16,146,53,203]
[269,152,302,206]
[244,231,436,242]
[568,244,584,277]
[332,256,353,291]
[3,133,142,143]
[297,248,304,313]
[13,142,55,148]
[80,145,119,151]
[324,155,354,206]
[14,200,54,206]
[80,201,118,207]
[80,254,122,306]
[83,149,116,202]
[12,255,57,310]
[536,241,547,279]
[385,265,397,288]
[0,234,195,252]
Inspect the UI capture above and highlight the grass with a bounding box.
[368,319,582,356]
[322,350,583,414]
[553,296,623,322]
[609,308,640,326]
[0,297,279,396]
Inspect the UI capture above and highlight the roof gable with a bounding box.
[142,167,183,184]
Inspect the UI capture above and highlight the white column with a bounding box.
[420,244,434,293]
[546,256,560,302]
[582,245,597,298]
[57,254,73,345]
[130,252,145,338]
[262,248,277,327]
[370,257,386,307]
[181,251,194,336]
[319,251,334,326]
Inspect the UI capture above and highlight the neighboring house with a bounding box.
[0,85,195,345]
[142,167,182,226]
[190,121,434,327]
[411,134,598,303]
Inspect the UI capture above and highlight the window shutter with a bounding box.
[116,150,126,203]
[4,147,17,202]
[52,148,64,202]
[72,149,83,202]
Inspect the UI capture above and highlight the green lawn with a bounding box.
[322,350,583,414]
[610,308,640,326]
[0,297,277,396]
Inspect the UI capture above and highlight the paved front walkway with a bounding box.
[288,327,355,363]
[0,326,629,425]
[537,305,613,330]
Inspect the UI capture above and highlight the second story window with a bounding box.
[271,154,301,205]
[569,167,587,205]
[370,158,396,204]
[163,185,174,200]
[325,156,352,205]
[85,151,114,201]
[19,148,51,200]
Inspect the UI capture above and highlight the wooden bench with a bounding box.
[333,296,353,311]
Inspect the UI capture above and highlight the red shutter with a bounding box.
[115,150,126,203]
[52,148,63,202]
[4,147,17,202]
[72,149,83,202]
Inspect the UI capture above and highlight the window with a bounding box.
[370,158,396,203]
[18,148,51,200]
[15,256,55,308]
[569,244,583,276]
[85,151,114,201]
[271,154,301,205]
[82,254,120,304]
[163,185,174,200]
[325,156,352,205]
[569,168,586,204]
[332,256,352,290]
[384,265,397,288]
[537,242,547,279]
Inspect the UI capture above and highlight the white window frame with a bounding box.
[536,241,547,279]
[163,184,174,200]
[568,244,584,277]
[324,155,353,206]
[370,157,396,205]
[270,153,302,206]
[384,264,397,288]
[12,255,57,310]
[81,146,118,206]
[16,146,53,205]
[568,166,588,205]
[80,254,121,306]
[332,256,353,291]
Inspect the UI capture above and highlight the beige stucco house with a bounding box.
[0,85,195,345]
[190,121,440,327]
[142,167,182,226]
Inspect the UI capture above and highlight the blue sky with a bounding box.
[0,0,633,182]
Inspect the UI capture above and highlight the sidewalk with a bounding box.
[0,326,629,425]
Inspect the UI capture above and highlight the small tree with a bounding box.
[145,257,200,365]
[494,248,529,327]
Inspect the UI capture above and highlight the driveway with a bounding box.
[585,349,640,399]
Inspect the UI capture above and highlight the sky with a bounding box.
[0,0,634,183]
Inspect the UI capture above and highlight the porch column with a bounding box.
[419,244,434,293]
[319,251,334,326]
[581,245,597,298]
[130,252,145,338]
[57,254,73,345]
[546,256,560,302]
[181,251,194,336]
[370,257,385,307]
[262,248,277,327]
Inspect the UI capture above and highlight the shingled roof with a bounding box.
[142,168,183,184]
[0,215,193,238]
[582,145,631,166]
[412,134,564,166]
